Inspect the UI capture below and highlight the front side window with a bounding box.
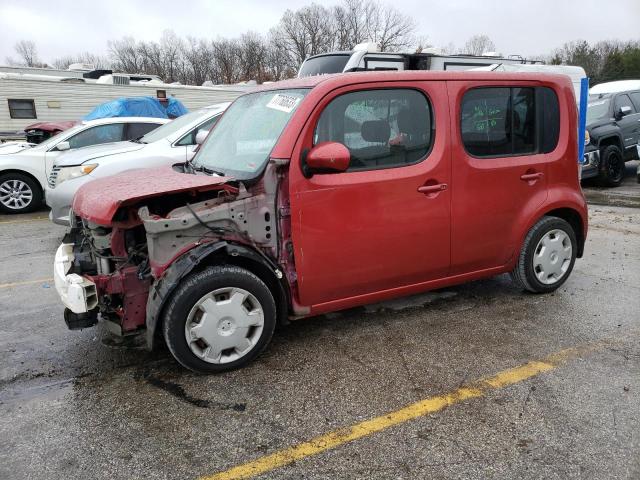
[67,124,124,149]
[461,86,557,158]
[314,89,433,171]
[614,94,636,114]
[193,89,308,179]
[176,115,220,146]
[8,99,36,119]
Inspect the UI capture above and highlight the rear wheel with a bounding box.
[510,216,577,294]
[0,172,42,214]
[597,145,624,187]
[162,265,276,373]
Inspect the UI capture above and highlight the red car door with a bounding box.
[447,81,551,275]
[288,81,451,310]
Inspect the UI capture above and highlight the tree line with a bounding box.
[5,0,640,87]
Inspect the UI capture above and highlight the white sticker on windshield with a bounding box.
[266,94,301,113]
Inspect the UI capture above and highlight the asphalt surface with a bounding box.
[1,199,639,479]
[582,160,640,208]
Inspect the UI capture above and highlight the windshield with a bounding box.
[193,89,308,180]
[587,96,611,123]
[140,110,210,143]
[298,54,350,77]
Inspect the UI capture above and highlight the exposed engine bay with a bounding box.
[54,162,291,344]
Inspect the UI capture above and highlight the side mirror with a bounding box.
[302,142,350,178]
[195,129,209,145]
[56,141,70,152]
[618,105,632,119]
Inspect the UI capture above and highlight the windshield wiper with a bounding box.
[190,164,225,176]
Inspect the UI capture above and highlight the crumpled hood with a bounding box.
[72,166,231,225]
[0,142,34,155]
[55,141,146,167]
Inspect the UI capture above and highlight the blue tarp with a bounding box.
[83,96,188,121]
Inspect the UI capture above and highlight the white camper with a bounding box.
[0,67,251,135]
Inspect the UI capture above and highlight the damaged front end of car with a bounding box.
[53,161,295,349]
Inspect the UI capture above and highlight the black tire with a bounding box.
[0,172,43,214]
[510,216,577,294]
[162,265,277,373]
[597,145,624,187]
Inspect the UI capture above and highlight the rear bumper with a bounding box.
[53,243,98,314]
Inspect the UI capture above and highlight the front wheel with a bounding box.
[510,216,577,294]
[162,265,277,373]
[597,145,624,187]
[0,172,43,214]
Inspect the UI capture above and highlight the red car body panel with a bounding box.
[72,166,233,225]
[288,80,452,307]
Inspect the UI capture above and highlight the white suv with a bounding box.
[0,117,167,214]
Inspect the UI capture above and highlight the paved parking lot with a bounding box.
[1,199,639,479]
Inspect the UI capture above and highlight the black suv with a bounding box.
[582,87,640,186]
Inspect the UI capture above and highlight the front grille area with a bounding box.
[48,166,61,188]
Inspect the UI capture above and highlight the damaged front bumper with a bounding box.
[581,149,600,180]
[53,243,98,314]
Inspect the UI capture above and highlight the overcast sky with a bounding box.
[1,0,639,64]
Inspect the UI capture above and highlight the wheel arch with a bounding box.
[597,135,623,151]
[145,241,290,351]
[542,207,586,258]
[0,168,45,194]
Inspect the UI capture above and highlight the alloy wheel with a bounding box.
[0,179,33,210]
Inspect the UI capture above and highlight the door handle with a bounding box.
[417,183,448,194]
[520,172,544,181]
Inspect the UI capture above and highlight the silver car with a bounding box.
[46,103,229,225]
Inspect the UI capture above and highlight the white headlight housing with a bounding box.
[55,164,98,186]
[584,130,590,146]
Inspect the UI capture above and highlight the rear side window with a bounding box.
[314,89,434,171]
[461,86,559,157]
[126,122,160,141]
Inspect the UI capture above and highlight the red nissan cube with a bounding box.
[54,71,588,372]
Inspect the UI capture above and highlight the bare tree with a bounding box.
[12,40,41,67]
[461,34,496,56]
[213,37,241,84]
[108,36,144,73]
[366,3,415,52]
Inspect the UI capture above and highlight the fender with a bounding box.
[145,241,290,350]
[592,128,624,150]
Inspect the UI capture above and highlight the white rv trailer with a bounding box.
[0,68,252,135]
[298,43,543,77]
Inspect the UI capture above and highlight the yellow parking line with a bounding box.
[201,345,591,480]
[0,216,48,225]
[0,277,54,289]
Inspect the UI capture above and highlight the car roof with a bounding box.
[80,116,171,126]
[255,70,575,93]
